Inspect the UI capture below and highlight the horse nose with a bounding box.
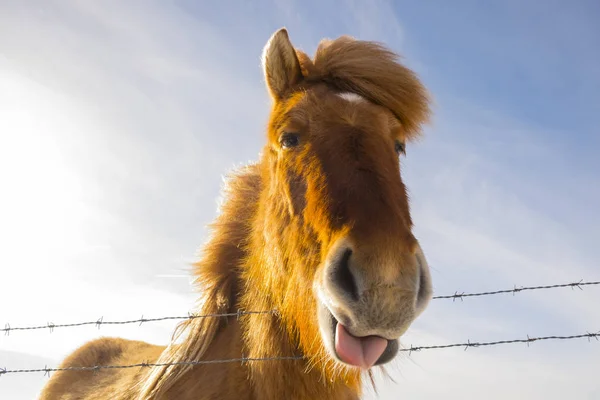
[325,245,427,306]
[324,240,424,305]
[321,237,430,339]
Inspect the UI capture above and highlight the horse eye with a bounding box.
[395,140,406,155]
[280,133,300,149]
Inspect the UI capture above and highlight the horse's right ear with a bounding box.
[262,28,303,100]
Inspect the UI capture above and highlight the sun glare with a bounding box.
[0,71,90,278]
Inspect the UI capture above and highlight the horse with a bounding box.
[39,28,433,400]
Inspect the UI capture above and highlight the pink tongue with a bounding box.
[335,323,388,369]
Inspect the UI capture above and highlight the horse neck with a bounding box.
[159,312,360,400]
[234,164,362,399]
[237,289,362,400]
[162,318,251,399]
[162,163,362,400]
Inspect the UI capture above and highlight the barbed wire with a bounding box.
[1,330,598,377]
[2,280,598,335]
[401,330,599,354]
[0,356,304,377]
[2,310,275,335]
[432,279,600,301]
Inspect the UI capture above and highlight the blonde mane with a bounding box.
[137,167,260,398]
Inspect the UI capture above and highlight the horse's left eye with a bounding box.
[280,132,300,149]
[395,140,406,156]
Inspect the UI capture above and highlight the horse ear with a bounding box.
[262,28,303,100]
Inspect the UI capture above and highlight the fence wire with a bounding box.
[400,330,600,353]
[431,279,600,301]
[1,330,598,377]
[2,280,598,335]
[0,356,305,377]
[2,310,275,335]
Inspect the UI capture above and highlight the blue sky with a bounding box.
[0,1,599,399]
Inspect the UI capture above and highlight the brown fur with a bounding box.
[39,28,432,400]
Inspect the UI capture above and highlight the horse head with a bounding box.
[257,28,433,373]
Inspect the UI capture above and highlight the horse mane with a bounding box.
[296,36,431,137]
[137,165,260,399]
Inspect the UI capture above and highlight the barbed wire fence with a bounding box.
[2,329,599,377]
[430,279,600,300]
[3,280,598,335]
[1,279,599,377]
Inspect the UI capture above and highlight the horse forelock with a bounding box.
[295,36,431,138]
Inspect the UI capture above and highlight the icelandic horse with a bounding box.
[40,28,433,400]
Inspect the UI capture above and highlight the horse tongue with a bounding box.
[335,323,388,369]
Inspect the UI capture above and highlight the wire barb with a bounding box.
[452,291,464,302]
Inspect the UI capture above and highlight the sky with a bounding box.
[0,0,599,398]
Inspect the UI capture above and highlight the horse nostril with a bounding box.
[332,249,359,301]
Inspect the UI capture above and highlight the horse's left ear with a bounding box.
[262,28,303,100]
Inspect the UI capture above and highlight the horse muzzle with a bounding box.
[315,236,432,369]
